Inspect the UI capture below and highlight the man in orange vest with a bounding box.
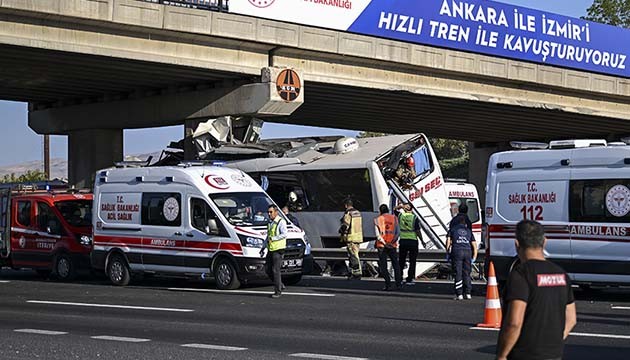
[375,204,402,291]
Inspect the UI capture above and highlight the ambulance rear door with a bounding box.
[568,147,630,283]
[493,152,571,263]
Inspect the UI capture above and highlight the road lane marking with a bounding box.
[167,288,335,297]
[181,344,247,351]
[14,329,67,335]
[91,336,151,343]
[27,300,194,312]
[612,306,630,310]
[470,327,630,340]
[0,280,10,283]
[289,353,369,360]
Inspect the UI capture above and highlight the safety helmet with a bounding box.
[405,156,415,168]
[289,191,298,202]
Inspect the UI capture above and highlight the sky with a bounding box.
[0,0,594,166]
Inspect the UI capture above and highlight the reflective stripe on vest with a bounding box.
[268,218,286,252]
[399,212,417,240]
[345,209,363,243]
[375,214,397,248]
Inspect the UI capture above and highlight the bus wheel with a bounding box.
[214,258,240,290]
[107,254,130,286]
[283,274,302,286]
[54,254,77,281]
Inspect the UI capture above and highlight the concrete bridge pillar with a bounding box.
[68,129,123,189]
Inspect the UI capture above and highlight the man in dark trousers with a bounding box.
[496,220,577,360]
[374,204,402,291]
[446,216,477,300]
[396,203,423,284]
[260,205,288,298]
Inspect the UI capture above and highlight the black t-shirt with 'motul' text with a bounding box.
[502,259,575,360]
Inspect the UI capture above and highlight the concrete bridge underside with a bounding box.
[3,0,630,188]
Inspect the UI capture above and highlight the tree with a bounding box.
[0,170,48,184]
[584,0,630,28]
[357,131,389,138]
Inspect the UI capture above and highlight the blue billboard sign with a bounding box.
[230,0,630,78]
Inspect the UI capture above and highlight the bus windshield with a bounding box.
[55,200,92,227]
[209,192,277,226]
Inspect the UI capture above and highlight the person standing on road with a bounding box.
[446,216,477,300]
[260,205,288,299]
[496,220,577,360]
[339,198,363,280]
[375,204,402,291]
[396,203,423,284]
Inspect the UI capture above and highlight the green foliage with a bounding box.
[0,170,48,184]
[584,0,630,28]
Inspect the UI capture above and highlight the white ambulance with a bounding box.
[91,164,311,289]
[445,181,482,242]
[485,139,630,285]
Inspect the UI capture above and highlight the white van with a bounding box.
[91,164,311,289]
[485,139,630,285]
[445,181,482,242]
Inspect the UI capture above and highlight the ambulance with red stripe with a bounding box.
[445,181,482,243]
[91,164,311,289]
[485,139,630,286]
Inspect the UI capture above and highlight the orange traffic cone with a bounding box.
[477,261,502,328]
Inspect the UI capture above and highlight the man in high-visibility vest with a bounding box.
[261,205,288,298]
[375,204,402,291]
[396,203,423,284]
[339,198,363,279]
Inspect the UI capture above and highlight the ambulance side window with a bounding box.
[570,180,630,223]
[16,201,32,227]
[141,193,182,227]
[37,202,63,235]
[190,198,224,234]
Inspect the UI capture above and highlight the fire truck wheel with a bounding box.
[283,274,302,286]
[213,257,240,290]
[54,254,77,281]
[107,254,131,286]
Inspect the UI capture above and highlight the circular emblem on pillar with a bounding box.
[606,184,630,217]
[205,175,230,190]
[249,0,275,8]
[276,69,301,102]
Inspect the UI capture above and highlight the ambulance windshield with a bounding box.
[209,192,275,226]
[55,200,92,227]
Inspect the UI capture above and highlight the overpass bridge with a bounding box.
[2,0,630,189]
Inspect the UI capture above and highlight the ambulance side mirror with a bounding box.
[206,219,219,236]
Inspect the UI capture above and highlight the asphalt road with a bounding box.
[0,270,629,360]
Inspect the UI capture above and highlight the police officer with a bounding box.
[260,205,288,298]
[446,216,477,300]
[339,198,363,280]
[396,203,423,284]
[375,204,402,291]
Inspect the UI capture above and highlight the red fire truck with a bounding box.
[0,185,93,280]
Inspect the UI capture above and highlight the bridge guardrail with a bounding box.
[311,248,486,263]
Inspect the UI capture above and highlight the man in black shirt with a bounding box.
[496,220,577,360]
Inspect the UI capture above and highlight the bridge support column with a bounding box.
[468,142,510,208]
[68,129,122,189]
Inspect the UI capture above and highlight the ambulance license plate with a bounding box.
[282,259,302,268]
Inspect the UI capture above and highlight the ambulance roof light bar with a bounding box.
[548,139,607,149]
[509,141,548,150]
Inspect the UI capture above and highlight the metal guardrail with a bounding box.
[312,248,486,263]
